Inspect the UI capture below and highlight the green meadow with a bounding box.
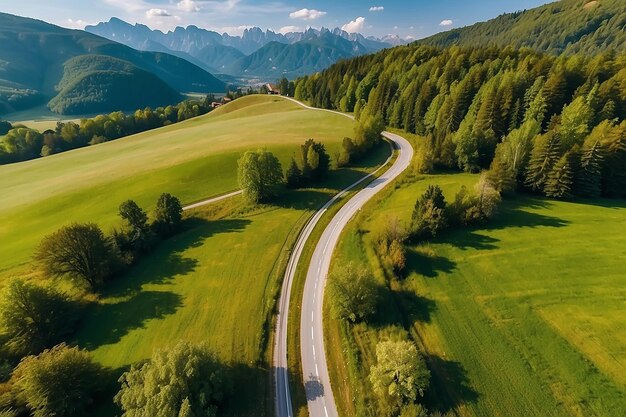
[327,171,626,417]
[0,95,351,278]
[0,95,391,415]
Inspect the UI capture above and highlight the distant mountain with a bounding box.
[416,0,626,55]
[0,13,225,115]
[228,31,369,78]
[86,19,404,79]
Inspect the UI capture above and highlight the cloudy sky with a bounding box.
[1,0,553,38]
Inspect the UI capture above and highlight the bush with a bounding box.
[0,280,80,356]
[374,216,409,277]
[115,341,229,417]
[328,263,378,323]
[11,344,103,417]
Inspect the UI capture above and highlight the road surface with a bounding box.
[274,97,414,417]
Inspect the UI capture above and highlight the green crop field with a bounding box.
[0,94,391,415]
[327,171,626,417]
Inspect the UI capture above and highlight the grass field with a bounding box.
[0,95,394,415]
[0,95,352,279]
[327,170,626,417]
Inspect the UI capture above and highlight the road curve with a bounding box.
[274,97,414,417]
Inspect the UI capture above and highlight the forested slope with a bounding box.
[295,45,626,198]
[416,0,626,55]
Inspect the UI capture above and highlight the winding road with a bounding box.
[274,98,414,417]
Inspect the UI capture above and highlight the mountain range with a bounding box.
[0,13,225,115]
[85,19,404,78]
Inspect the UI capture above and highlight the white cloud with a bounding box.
[177,0,200,13]
[289,8,327,21]
[410,26,414,30]
[146,8,171,18]
[278,25,301,34]
[393,25,398,30]
[342,17,366,33]
[369,6,384,12]
[439,19,453,26]
[65,18,94,29]
[220,25,254,36]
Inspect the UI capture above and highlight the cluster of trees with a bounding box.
[36,194,183,291]
[285,139,330,188]
[0,340,230,417]
[237,139,335,204]
[412,180,501,241]
[0,96,217,164]
[338,114,385,167]
[294,45,626,199]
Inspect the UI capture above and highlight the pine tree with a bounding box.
[545,150,576,198]
[285,158,302,189]
[576,140,604,197]
[525,132,562,192]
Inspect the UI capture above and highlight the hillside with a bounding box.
[48,55,181,114]
[416,0,626,55]
[0,13,224,115]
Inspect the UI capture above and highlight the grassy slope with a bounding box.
[327,170,626,416]
[0,95,350,278]
[0,94,394,415]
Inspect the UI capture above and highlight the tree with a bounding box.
[299,139,330,182]
[328,263,378,323]
[545,149,577,198]
[576,139,604,197]
[11,344,103,417]
[475,174,502,220]
[36,223,118,290]
[411,185,447,239]
[285,158,302,189]
[237,149,283,204]
[0,280,80,356]
[370,340,430,406]
[524,132,562,192]
[557,96,592,148]
[154,193,183,237]
[115,341,228,417]
[119,200,152,252]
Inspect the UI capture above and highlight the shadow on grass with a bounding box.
[75,291,183,349]
[406,248,457,278]
[370,288,437,328]
[423,355,480,413]
[74,218,250,350]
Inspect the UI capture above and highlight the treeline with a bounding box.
[294,45,626,199]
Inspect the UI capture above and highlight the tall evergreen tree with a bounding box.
[525,132,562,192]
[577,139,604,197]
[545,150,577,198]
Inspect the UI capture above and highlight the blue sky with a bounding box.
[1,0,554,38]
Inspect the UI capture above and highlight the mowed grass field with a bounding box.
[327,171,626,417]
[0,95,351,278]
[0,95,393,415]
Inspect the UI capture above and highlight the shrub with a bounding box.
[328,263,378,323]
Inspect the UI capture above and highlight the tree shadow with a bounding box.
[423,355,480,414]
[369,288,436,328]
[274,188,334,211]
[106,218,251,296]
[75,291,183,349]
[434,231,500,251]
[304,373,325,401]
[483,206,571,231]
[405,248,457,278]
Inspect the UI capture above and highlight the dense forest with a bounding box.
[417,0,626,55]
[294,45,626,198]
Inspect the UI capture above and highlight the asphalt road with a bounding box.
[274,97,414,417]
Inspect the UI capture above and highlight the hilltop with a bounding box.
[416,0,626,55]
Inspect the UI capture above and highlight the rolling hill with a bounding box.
[416,0,626,55]
[0,12,225,115]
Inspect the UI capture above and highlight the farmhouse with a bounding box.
[266,84,281,95]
